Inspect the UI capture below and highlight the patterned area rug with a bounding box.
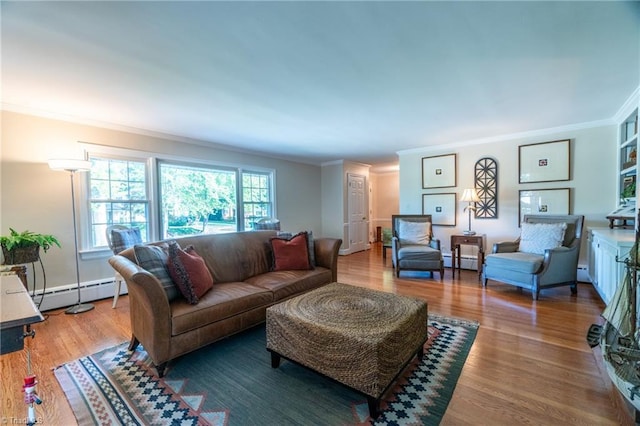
[54,314,478,425]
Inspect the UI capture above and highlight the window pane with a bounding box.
[87,156,149,248]
[242,171,273,230]
[91,179,110,199]
[129,182,146,199]
[159,162,237,238]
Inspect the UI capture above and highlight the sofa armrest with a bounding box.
[492,241,519,253]
[314,238,343,282]
[108,255,173,364]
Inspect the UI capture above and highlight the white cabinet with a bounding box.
[588,228,634,304]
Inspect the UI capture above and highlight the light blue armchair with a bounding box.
[391,215,444,279]
[482,214,584,300]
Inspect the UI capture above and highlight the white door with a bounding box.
[348,173,367,253]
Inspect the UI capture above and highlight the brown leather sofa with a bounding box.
[109,230,342,377]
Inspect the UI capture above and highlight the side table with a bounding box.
[451,234,485,280]
[382,243,391,261]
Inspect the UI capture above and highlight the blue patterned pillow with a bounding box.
[111,228,142,254]
[133,244,179,301]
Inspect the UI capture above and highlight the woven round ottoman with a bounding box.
[266,282,428,418]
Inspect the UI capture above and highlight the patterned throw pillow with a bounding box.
[270,232,312,271]
[277,230,316,266]
[166,241,214,305]
[110,227,142,254]
[518,222,568,255]
[398,220,431,245]
[133,244,180,301]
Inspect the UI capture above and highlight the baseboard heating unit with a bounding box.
[29,278,126,312]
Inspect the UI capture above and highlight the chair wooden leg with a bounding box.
[128,335,140,351]
[112,277,122,308]
[156,362,167,378]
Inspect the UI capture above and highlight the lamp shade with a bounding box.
[48,159,91,172]
[460,188,480,203]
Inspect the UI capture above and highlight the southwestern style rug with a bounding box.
[54,314,478,425]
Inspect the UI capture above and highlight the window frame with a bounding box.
[79,145,275,257]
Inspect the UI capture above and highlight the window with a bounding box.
[84,153,274,250]
[158,162,237,239]
[242,171,274,229]
[88,157,149,248]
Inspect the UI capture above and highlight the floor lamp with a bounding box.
[460,188,481,236]
[48,159,94,314]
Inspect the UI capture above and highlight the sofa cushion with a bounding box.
[397,245,441,261]
[133,243,180,301]
[270,232,312,271]
[111,227,142,254]
[519,222,567,255]
[485,251,544,274]
[244,267,332,301]
[398,220,431,245]
[171,282,274,335]
[167,241,214,304]
[173,231,276,283]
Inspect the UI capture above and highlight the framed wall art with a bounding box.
[422,192,456,226]
[518,188,570,225]
[519,139,570,183]
[422,153,456,189]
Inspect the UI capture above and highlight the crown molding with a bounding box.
[0,102,321,167]
[612,86,640,123]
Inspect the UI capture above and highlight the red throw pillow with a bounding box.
[270,232,311,271]
[167,241,213,304]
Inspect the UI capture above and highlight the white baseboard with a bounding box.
[31,278,127,312]
[442,253,479,270]
[577,264,591,283]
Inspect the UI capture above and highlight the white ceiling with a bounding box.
[2,1,639,166]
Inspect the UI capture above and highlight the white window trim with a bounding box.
[78,143,276,258]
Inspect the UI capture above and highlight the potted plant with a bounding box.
[0,228,61,265]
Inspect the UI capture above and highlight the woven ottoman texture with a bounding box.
[266,282,428,417]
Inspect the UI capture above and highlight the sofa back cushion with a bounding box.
[171,231,277,283]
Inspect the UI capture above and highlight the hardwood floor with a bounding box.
[0,244,627,425]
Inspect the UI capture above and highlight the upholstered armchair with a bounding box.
[253,217,281,231]
[106,225,142,308]
[482,214,585,300]
[391,215,444,279]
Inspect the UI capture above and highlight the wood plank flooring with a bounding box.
[0,244,627,425]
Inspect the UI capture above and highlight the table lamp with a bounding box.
[460,188,480,236]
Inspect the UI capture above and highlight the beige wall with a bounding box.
[369,170,399,240]
[398,124,618,264]
[1,110,325,290]
[321,160,370,254]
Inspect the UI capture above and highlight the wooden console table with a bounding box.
[451,234,485,280]
[1,274,44,354]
